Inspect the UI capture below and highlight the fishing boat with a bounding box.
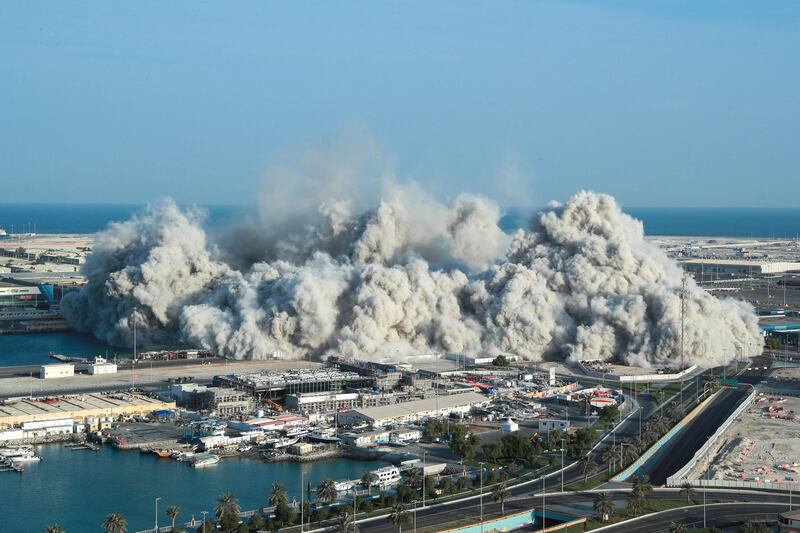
[191,454,220,468]
[308,428,340,443]
[271,436,300,449]
[0,446,40,463]
[152,449,173,458]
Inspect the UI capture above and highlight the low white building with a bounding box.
[88,357,117,375]
[338,391,489,428]
[391,428,422,442]
[538,419,570,432]
[20,417,74,438]
[40,364,74,379]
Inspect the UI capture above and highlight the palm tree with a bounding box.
[601,445,619,473]
[669,522,688,533]
[579,456,598,483]
[44,526,65,533]
[102,513,128,533]
[620,441,639,464]
[626,491,646,516]
[317,479,339,504]
[631,475,653,499]
[406,469,422,489]
[268,482,289,507]
[492,481,510,515]
[165,505,180,531]
[593,492,614,522]
[387,502,410,533]
[651,414,670,435]
[679,481,695,503]
[361,471,379,495]
[214,492,240,521]
[336,510,356,533]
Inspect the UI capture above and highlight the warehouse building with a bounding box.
[0,392,176,428]
[337,391,489,427]
[213,368,373,401]
[39,363,74,379]
[681,259,800,276]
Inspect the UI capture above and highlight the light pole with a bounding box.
[412,500,417,533]
[154,496,161,532]
[541,474,546,533]
[422,452,427,508]
[301,469,305,533]
[560,439,565,492]
[201,511,207,532]
[478,462,484,533]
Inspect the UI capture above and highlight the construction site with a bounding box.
[687,392,800,485]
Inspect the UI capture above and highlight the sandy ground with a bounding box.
[688,395,800,483]
[0,359,322,398]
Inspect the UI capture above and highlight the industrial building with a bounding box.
[213,368,374,401]
[88,357,117,375]
[170,384,252,416]
[0,281,45,307]
[337,391,489,427]
[0,392,176,428]
[681,259,800,276]
[39,363,74,379]
[341,429,391,447]
[284,389,424,413]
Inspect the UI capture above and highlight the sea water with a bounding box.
[2,442,386,532]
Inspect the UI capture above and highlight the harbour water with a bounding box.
[0,332,127,367]
[2,442,387,532]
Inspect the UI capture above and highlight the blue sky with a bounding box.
[1,1,798,207]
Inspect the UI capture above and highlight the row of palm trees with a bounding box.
[591,475,653,523]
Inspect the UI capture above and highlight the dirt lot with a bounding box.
[688,395,800,483]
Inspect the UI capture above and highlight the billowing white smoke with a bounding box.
[62,189,762,368]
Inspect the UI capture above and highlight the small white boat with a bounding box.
[191,454,220,468]
[272,436,300,449]
[284,427,309,438]
[0,446,40,463]
[334,479,357,492]
[308,428,340,443]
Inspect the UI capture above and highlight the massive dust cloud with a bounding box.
[61,180,762,369]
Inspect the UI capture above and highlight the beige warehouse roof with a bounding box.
[346,391,488,421]
[0,392,174,426]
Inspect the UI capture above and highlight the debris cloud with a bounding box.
[63,189,762,368]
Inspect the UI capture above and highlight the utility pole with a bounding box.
[560,439,565,492]
[541,475,546,532]
[479,463,484,533]
[680,274,687,407]
[154,497,161,533]
[301,469,305,533]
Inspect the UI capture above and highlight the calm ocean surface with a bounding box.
[2,203,800,238]
[3,443,387,532]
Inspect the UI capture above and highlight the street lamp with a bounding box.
[478,462,484,533]
[541,474,546,533]
[154,497,161,532]
[412,500,417,533]
[560,439,565,492]
[201,511,208,532]
[300,469,305,533]
[422,451,427,508]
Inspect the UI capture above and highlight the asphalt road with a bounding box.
[635,357,772,484]
[356,488,794,533]
[597,502,787,533]
[640,386,749,484]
